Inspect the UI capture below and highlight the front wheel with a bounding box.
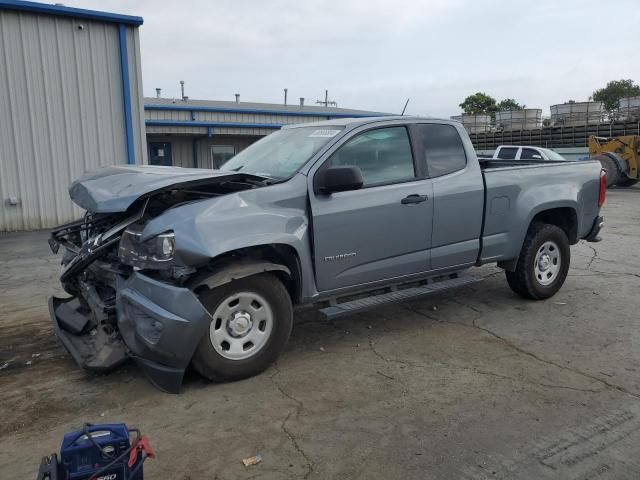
[192,273,293,382]
[506,223,570,300]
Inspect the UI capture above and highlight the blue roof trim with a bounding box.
[144,104,378,119]
[146,120,283,130]
[0,0,143,25]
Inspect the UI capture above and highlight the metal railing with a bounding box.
[468,120,640,150]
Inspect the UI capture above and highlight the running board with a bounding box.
[318,274,481,320]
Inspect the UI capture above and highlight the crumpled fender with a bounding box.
[188,258,291,291]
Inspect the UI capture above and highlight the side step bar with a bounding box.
[318,274,481,320]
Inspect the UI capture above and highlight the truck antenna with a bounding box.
[401,98,410,115]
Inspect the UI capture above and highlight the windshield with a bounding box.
[220,126,344,179]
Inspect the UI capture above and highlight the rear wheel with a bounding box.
[506,223,570,300]
[192,273,293,382]
[616,177,639,187]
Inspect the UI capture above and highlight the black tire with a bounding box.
[593,154,620,187]
[506,223,570,300]
[192,273,293,382]
[616,177,639,187]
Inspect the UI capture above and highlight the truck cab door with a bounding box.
[412,123,484,270]
[309,125,434,292]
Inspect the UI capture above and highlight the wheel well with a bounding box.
[201,244,302,303]
[530,207,578,244]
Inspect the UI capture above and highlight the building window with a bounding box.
[149,142,172,166]
[211,145,236,169]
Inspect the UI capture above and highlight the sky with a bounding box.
[73,0,640,117]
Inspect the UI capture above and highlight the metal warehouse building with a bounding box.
[0,1,383,232]
[144,98,382,169]
[0,1,147,231]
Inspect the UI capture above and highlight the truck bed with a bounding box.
[478,158,602,264]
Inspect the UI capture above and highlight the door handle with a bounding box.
[401,194,428,205]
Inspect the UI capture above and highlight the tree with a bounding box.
[497,98,525,111]
[592,79,640,115]
[459,92,497,116]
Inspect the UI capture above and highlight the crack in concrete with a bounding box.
[472,368,601,393]
[406,307,640,401]
[376,370,396,381]
[368,339,425,369]
[570,266,640,278]
[584,243,599,270]
[367,318,602,394]
[269,365,314,479]
[446,299,483,327]
[480,270,503,280]
[574,249,640,271]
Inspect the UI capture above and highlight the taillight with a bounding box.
[598,169,606,207]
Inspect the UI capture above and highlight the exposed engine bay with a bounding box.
[48,171,269,381]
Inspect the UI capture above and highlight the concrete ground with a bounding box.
[1,189,640,480]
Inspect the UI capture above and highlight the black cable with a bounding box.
[83,423,115,460]
[84,426,142,480]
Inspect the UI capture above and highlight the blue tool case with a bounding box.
[36,423,145,480]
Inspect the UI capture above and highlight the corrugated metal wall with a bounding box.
[0,10,146,231]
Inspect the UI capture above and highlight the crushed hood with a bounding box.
[69,165,265,213]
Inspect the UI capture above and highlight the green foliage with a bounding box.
[459,92,497,116]
[459,93,526,120]
[592,79,640,114]
[497,98,525,111]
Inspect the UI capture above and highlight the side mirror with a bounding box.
[532,154,542,159]
[318,166,364,194]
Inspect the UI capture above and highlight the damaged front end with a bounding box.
[48,166,269,392]
[49,210,141,373]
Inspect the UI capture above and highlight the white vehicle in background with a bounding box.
[489,145,567,161]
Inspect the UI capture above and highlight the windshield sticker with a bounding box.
[309,129,341,138]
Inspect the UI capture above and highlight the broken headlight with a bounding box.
[118,226,175,269]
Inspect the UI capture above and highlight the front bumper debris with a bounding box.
[49,272,212,393]
[50,296,128,371]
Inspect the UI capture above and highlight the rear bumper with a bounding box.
[49,272,212,393]
[584,215,604,243]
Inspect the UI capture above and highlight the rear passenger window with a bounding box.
[328,127,415,186]
[520,148,541,159]
[497,147,518,159]
[414,124,466,177]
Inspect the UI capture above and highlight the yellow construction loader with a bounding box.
[589,135,640,187]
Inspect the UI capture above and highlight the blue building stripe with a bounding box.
[118,24,136,165]
[144,103,382,119]
[0,0,143,25]
[146,120,283,130]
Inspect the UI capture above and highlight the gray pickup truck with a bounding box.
[49,116,606,392]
